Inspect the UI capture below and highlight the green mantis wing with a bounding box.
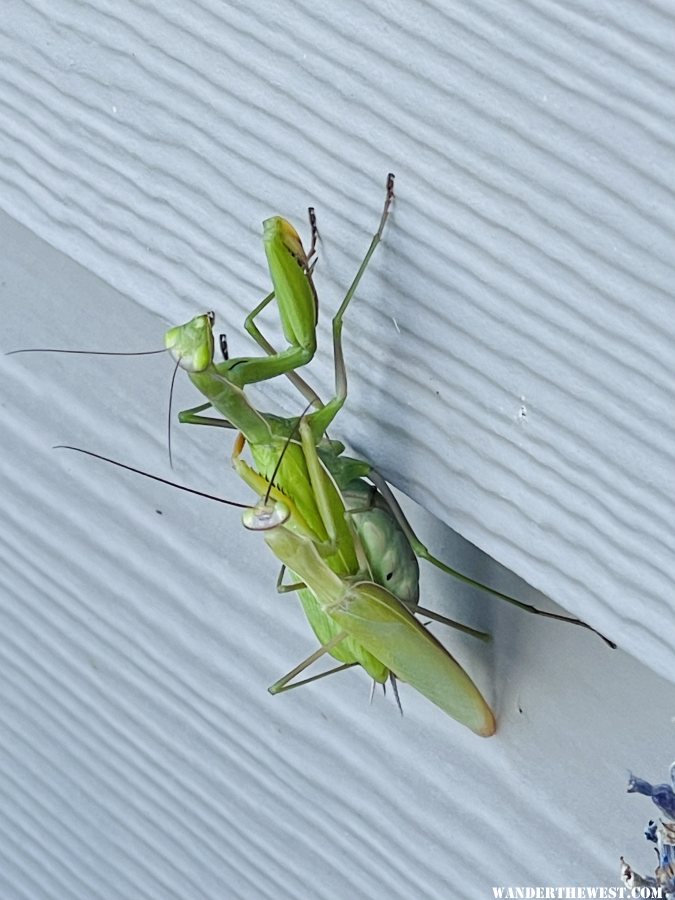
[296,587,389,683]
[332,583,496,737]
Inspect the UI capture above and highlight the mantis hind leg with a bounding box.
[367,469,616,647]
[413,607,490,642]
[307,174,395,439]
[269,662,357,694]
[268,631,355,694]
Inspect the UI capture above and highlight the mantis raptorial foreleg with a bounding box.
[243,288,324,409]
[178,214,321,424]
[167,211,321,411]
[174,175,394,433]
[243,221,322,410]
[242,180,394,424]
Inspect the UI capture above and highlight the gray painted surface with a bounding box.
[1,2,674,896]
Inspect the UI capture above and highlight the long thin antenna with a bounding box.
[54,446,251,510]
[167,358,181,470]
[7,348,167,357]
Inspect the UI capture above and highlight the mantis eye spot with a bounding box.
[386,572,393,581]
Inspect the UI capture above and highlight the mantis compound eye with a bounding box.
[242,500,290,531]
[164,314,214,372]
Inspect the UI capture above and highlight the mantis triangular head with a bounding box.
[164,311,215,373]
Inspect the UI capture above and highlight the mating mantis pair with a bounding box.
[15,175,610,736]
[157,175,609,734]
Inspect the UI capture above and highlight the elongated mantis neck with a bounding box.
[189,365,273,446]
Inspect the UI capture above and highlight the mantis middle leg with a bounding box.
[367,469,615,646]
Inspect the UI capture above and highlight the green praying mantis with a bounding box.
[13,174,612,736]
[157,174,611,733]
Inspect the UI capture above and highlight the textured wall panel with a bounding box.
[1,0,675,895]
[1,1,674,670]
[2,1,674,677]
[3,208,674,897]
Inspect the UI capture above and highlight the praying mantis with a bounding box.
[156,176,496,730]
[156,175,611,731]
[12,175,611,735]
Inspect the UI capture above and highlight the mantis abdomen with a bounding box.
[296,479,423,684]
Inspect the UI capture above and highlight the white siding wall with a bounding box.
[1,2,674,896]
